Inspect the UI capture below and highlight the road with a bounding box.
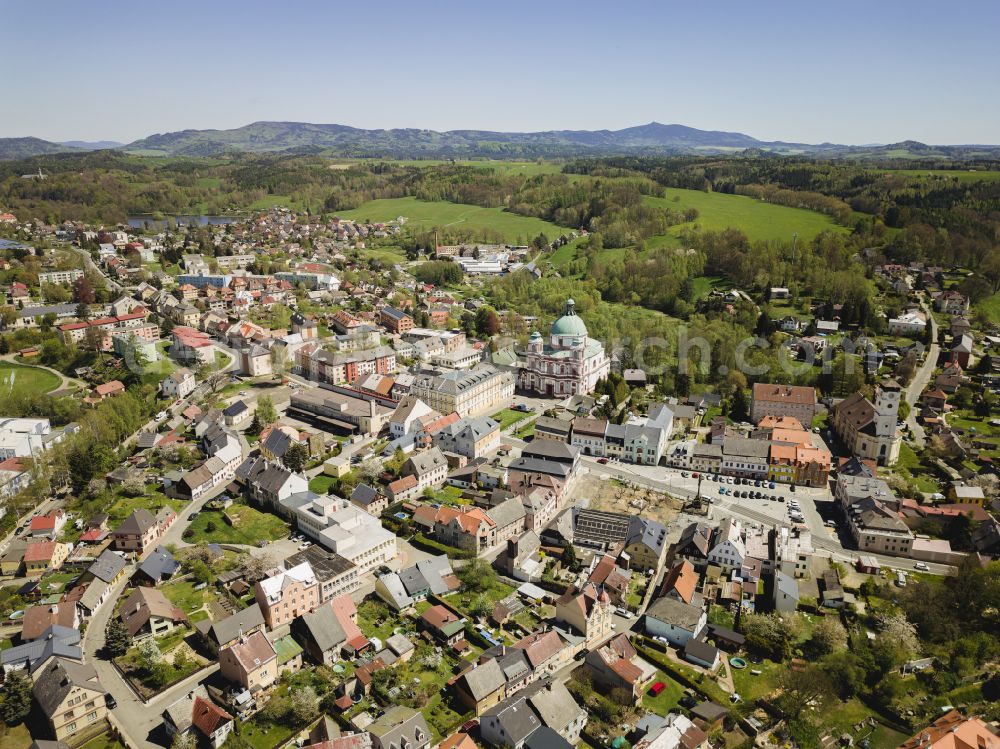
[66,243,122,295]
[573,455,955,576]
[904,299,939,448]
[81,480,235,749]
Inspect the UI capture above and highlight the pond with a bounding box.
[127,214,240,229]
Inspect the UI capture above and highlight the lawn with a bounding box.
[335,197,566,244]
[892,443,942,494]
[357,597,408,642]
[641,670,686,715]
[490,408,532,430]
[0,361,61,397]
[105,491,185,526]
[644,187,845,246]
[184,504,288,545]
[690,275,727,300]
[816,698,909,749]
[730,657,784,702]
[232,717,296,749]
[426,485,470,506]
[309,474,337,494]
[161,580,216,617]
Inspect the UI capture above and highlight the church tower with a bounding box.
[873,380,901,438]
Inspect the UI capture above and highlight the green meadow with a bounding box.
[335,196,565,244]
[645,187,845,246]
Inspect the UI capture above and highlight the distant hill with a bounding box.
[0,137,85,160]
[121,120,791,158]
[122,122,1000,160]
[59,140,124,150]
[4,124,999,161]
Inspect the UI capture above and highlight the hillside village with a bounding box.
[0,204,997,749]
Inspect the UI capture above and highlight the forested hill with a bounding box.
[5,123,1000,161]
[120,121,1000,160]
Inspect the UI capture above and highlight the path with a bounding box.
[66,243,122,294]
[903,299,939,448]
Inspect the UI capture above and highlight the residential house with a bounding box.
[367,707,431,749]
[218,630,278,693]
[292,596,368,665]
[554,582,613,649]
[772,571,799,613]
[375,555,460,610]
[400,447,449,492]
[32,658,107,742]
[112,507,175,555]
[119,587,187,640]
[584,634,649,697]
[419,605,466,647]
[254,562,320,629]
[644,596,706,647]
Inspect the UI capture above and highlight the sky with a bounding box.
[2,0,998,145]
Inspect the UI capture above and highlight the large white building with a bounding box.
[519,299,609,397]
[0,418,55,459]
[280,493,396,573]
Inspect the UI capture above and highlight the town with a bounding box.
[0,188,995,749]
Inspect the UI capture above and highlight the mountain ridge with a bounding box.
[2,122,999,161]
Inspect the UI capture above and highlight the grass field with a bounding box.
[185,504,288,545]
[644,187,844,245]
[0,361,61,397]
[974,291,1000,324]
[335,196,566,244]
[490,408,532,430]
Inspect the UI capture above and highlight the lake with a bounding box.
[127,214,240,229]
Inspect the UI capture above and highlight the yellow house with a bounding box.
[33,657,108,741]
[23,541,70,575]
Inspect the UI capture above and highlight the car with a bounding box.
[789,485,796,492]
[769,482,777,490]
[692,472,700,479]
[298,543,311,550]
[778,496,785,502]
[573,649,590,661]
[679,695,698,710]
[155,411,168,421]
[914,562,930,571]
[754,480,761,487]
[238,391,247,396]
[597,458,609,464]
[718,487,726,495]
[105,694,117,710]
[648,681,666,696]
[825,520,836,527]
[462,719,480,732]
[681,471,689,478]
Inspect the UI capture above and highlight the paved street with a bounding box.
[904,299,939,448]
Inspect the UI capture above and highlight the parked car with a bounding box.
[914,562,930,571]
[649,681,666,696]
[105,694,117,710]
[597,457,609,464]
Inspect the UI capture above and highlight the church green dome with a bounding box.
[551,298,589,337]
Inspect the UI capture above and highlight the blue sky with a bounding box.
[2,0,997,145]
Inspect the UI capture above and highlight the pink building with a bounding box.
[254,562,319,629]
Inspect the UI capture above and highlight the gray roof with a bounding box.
[626,516,668,557]
[520,440,580,464]
[507,457,571,479]
[775,571,799,601]
[486,497,527,530]
[404,447,447,477]
[115,508,156,536]
[646,596,704,631]
[351,484,381,508]
[32,658,104,717]
[136,546,178,582]
[295,604,348,654]
[482,695,541,743]
[527,681,583,734]
[524,727,572,749]
[87,549,127,583]
[460,658,505,701]
[682,638,720,664]
[285,546,356,582]
[206,604,265,646]
[722,437,771,459]
[1,627,82,673]
[223,400,249,418]
[262,428,292,459]
[366,706,430,749]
